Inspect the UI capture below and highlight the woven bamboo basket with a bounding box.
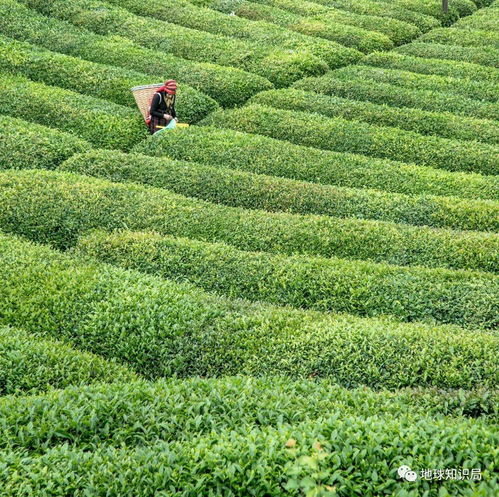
[131,83,163,121]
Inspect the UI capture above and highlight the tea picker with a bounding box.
[132,79,189,135]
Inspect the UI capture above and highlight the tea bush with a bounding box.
[331,65,499,102]
[0,116,90,170]
[420,27,499,48]
[0,169,497,272]
[0,35,218,123]
[76,229,499,329]
[201,105,499,174]
[396,42,499,68]
[0,326,136,396]
[0,72,147,150]
[105,0,364,64]
[294,75,499,120]
[361,51,499,82]
[0,232,497,387]
[0,414,496,496]
[61,150,499,231]
[250,88,499,144]
[0,377,496,455]
[134,126,499,201]
[18,0,336,87]
[0,0,272,107]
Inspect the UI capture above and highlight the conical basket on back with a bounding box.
[131,83,163,121]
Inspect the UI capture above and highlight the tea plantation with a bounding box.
[0,0,497,495]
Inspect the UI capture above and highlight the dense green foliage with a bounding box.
[362,51,499,82]
[0,116,90,170]
[331,64,499,101]
[0,72,147,150]
[0,35,218,123]
[18,0,341,87]
[76,229,499,329]
[0,0,272,107]
[396,41,499,68]
[250,88,499,144]
[0,377,496,455]
[61,150,499,232]
[0,414,496,496]
[201,105,499,174]
[1,233,497,388]
[134,126,499,200]
[0,326,137,396]
[105,0,363,64]
[294,74,499,120]
[1,169,497,272]
[295,11,420,45]
[420,27,499,48]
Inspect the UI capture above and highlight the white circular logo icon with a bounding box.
[398,466,418,481]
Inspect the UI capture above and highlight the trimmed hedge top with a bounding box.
[249,88,499,144]
[0,0,273,107]
[1,232,497,389]
[61,149,499,232]
[0,169,497,273]
[75,229,499,329]
[200,104,499,175]
[0,72,147,150]
[0,115,90,170]
[133,126,499,201]
[0,35,218,123]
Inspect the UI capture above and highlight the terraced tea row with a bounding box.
[61,150,499,232]
[0,36,218,123]
[1,233,497,388]
[0,327,136,396]
[250,88,498,144]
[0,0,272,107]
[136,126,499,200]
[1,170,497,272]
[0,72,147,150]
[74,229,498,329]
[17,0,359,86]
[200,105,499,174]
[1,413,496,496]
[0,378,496,457]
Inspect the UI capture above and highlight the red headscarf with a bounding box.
[158,79,177,94]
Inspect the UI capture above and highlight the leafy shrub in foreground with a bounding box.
[76,229,499,329]
[133,126,499,201]
[0,169,497,273]
[61,150,499,232]
[19,0,333,87]
[0,35,218,123]
[250,88,499,144]
[0,72,147,150]
[362,51,499,83]
[1,232,497,388]
[0,116,90,170]
[0,377,496,456]
[0,326,136,396]
[0,0,272,107]
[294,75,499,121]
[331,64,499,102]
[0,414,496,497]
[201,105,499,175]
[420,27,499,48]
[396,42,499,68]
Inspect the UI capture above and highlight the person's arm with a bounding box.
[149,93,165,118]
[171,104,177,119]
